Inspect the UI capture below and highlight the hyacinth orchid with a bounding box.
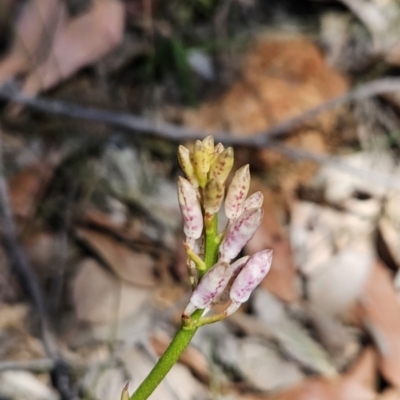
[126,136,272,400]
[178,137,272,327]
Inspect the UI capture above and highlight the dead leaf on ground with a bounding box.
[250,289,337,377]
[239,351,378,400]
[379,388,400,400]
[245,180,298,302]
[307,307,362,369]
[0,0,124,104]
[80,207,127,236]
[184,34,348,194]
[346,346,378,393]
[72,258,152,325]
[355,261,400,388]
[0,370,59,400]
[0,304,28,330]
[75,228,157,287]
[290,200,375,318]
[379,187,400,269]
[0,0,61,86]
[238,375,375,400]
[237,338,304,392]
[9,163,53,220]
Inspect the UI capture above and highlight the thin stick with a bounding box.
[2,77,400,144]
[1,78,400,189]
[0,358,54,372]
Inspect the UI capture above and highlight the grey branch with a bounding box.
[2,78,400,189]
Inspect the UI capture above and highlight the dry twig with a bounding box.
[0,358,54,373]
[1,78,400,189]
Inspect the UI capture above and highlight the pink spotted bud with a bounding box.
[225,165,250,220]
[219,207,263,262]
[178,145,198,187]
[213,256,250,305]
[230,249,273,303]
[184,260,231,315]
[177,176,203,240]
[209,147,234,185]
[204,179,224,216]
[193,140,211,188]
[243,191,264,213]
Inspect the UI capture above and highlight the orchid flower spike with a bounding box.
[177,136,272,327]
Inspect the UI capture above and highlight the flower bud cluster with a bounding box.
[177,136,272,325]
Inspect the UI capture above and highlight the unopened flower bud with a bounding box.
[213,256,250,305]
[243,191,264,213]
[121,383,130,400]
[204,179,224,216]
[214,142,225,154]
[193,140,211,188]
[202,135,214,154]
[178,145,198,187]
[210,142,226,166]
[210,147,234,185]
[230,249,272,303]
[177,177,203,240]
[219,207,263,262]
[225,165,250,220]
[184,260,231,315]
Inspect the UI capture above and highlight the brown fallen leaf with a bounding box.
[0,0,124,111]
[239,376,375,400]
[75,228,157,287]
[240,350,377,400]
[355,261,400,388]
[237,338,304,392]
[346,346,378,393]
[22,229,63,279]
[379,388,400,400]
[80,208,127,235]
[0,0,62,86]
[9,163,53,220]
[150,330,209,382]
[72,258,152,325]
[21,0,124,98]
[184,35,348,195]
[245,180,298,303]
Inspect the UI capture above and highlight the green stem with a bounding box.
[129,312,201,400]
[129,211,219,400]
[203,214,219,273]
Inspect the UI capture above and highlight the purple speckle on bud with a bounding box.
[204,179,225,216]
[225,165,250,220]
[219,207,263,262]
[187,261,231,309]
[213,256,250,305]
[243,191,264,213]
[177,176,203,240]
[230,249,273,303]
[209,147,234,185]
[178,145,198,188]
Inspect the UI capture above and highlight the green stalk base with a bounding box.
[129,209,219,400]
[129,310,203,400]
